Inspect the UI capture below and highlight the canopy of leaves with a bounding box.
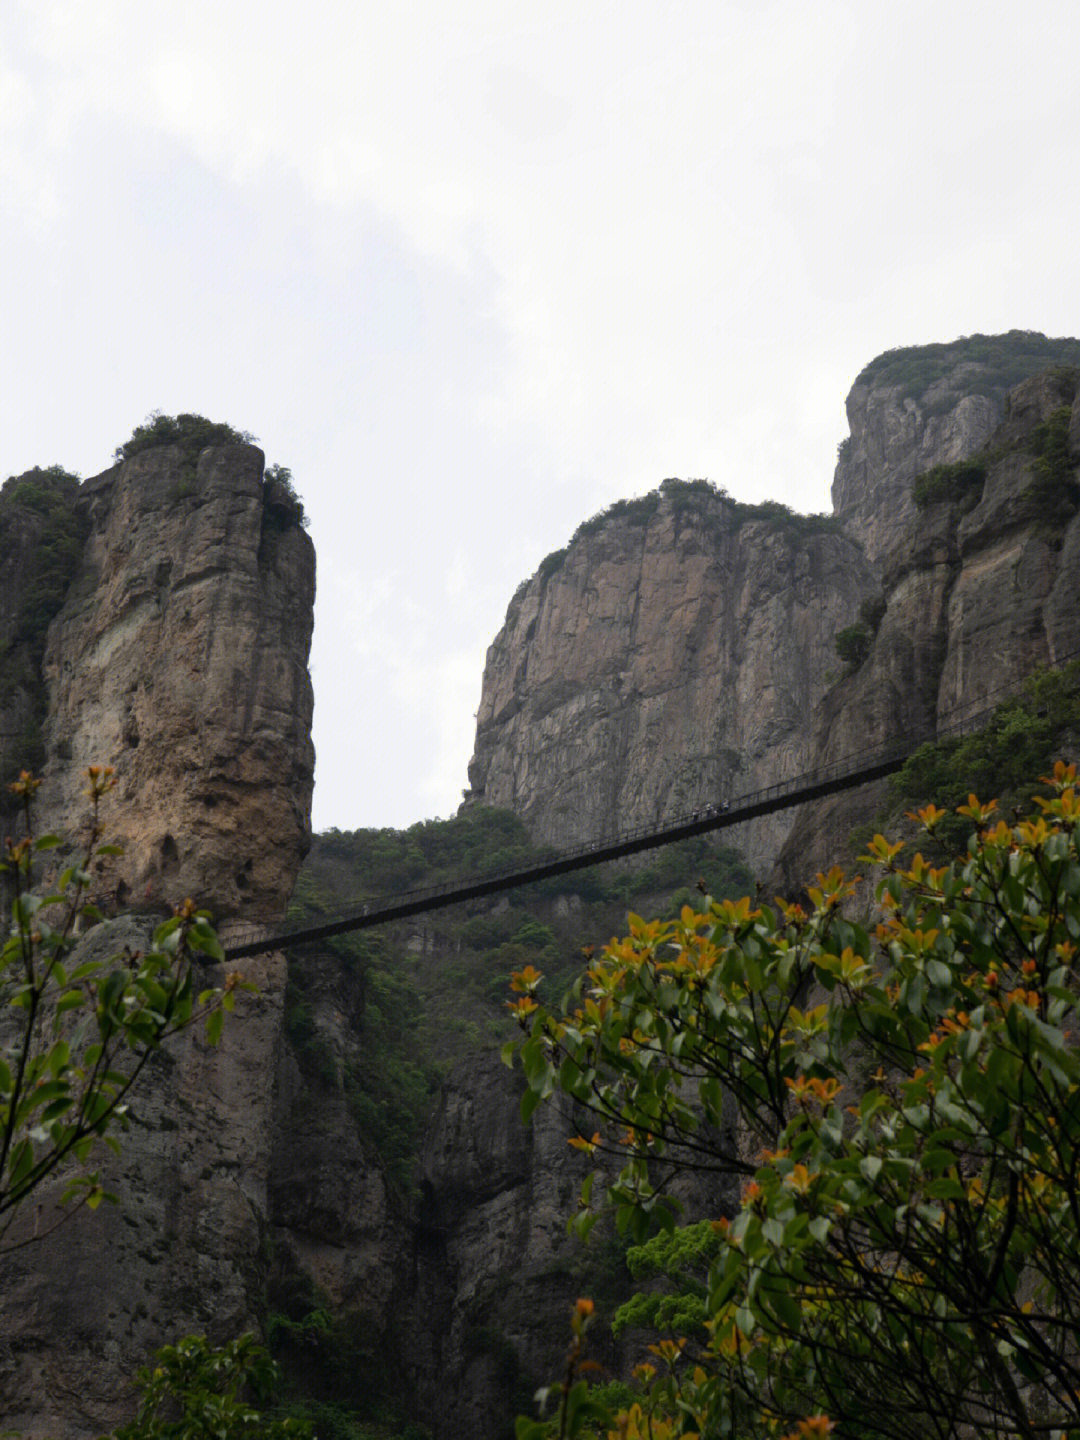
[510,763,1080,1440]
[112,414,307,526]
[105,1332,310,1440]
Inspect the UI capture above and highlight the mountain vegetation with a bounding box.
[856,330,1080,404]
[286,812,755,1191]
[510,763,1080,1440]
[115,412,307,523]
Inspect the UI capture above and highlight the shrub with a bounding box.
[911,458,986,509]
[856,330,1080,403]
[510,762,1080,1440]
[114,412,256,463]
[834,621,871,672]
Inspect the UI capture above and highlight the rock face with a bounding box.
[33,442,316,921]
[776,363,1080,889]
[833,331,1080,562]
[4,340,1080,1440]
[0,436,319,1436]
[0,466,86,800]
[0,926,291,1437]
[470,336,1080,889]
[468,484,877,874]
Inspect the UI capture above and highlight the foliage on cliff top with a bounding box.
[114,412,257,462]
[114,413,308,526]
[855,329,1080,403]
[534,478,838,585]
[510,762,1080,1440]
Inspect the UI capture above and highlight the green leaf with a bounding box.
[187,918,224,962]
[860,1154,883,1184]
[521,1085,543,1123]
[926,959,952,988]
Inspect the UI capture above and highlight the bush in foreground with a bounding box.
[510,763,1080,1439]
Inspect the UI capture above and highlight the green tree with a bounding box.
[833,621,871,672]
[509,762,1080,1439]
[0,768,308,1437]
[0,767,246,1250]
[104,1333,308,1440]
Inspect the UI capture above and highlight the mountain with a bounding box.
[469,333,1080,890]
[0,433,316,1437]
[1,334,1079,1439]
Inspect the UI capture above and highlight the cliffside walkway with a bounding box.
[222,661,1077,962]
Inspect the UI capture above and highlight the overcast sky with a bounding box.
[3,1,1078,833]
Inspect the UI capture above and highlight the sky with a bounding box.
[3,1,1079,834]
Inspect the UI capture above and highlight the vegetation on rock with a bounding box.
[114,412,257,463]
[534,479,839,585]
[856,330,1080,403]
[891,660,1080,850]
[833,595,887,674]
[288,811,755,1194]
[105,1333,309,1440]
[912,458,987,510]
[114,412,308,525]
[1027,405,1079,519]
[0,770,304,1439]
[510,763,1080,1439]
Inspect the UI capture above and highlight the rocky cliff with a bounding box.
[4,336,1080,1440]
[832,330,1080,561]
[776,358,1080,888]
[0,440,315,920]
[0,434,318,1436]
[469,333,1080,888]
[467,484,876,875]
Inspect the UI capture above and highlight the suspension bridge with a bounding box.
[222,652,1080,961]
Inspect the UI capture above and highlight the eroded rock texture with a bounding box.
[4,339,1080,1440]
[832,331,1080,562]
[0,926,289,1437]
[36,442,315,921]
[0,439,318,1437]
[470,338,1080,893]
[779,363,1080,888]
[468,485,876,874]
